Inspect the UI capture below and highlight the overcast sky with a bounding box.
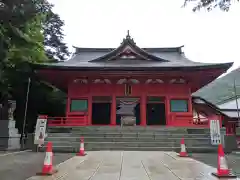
[48,0,240,74]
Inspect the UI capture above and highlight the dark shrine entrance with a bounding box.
[116,97,140,125]
[92,96,111,125]
[146,97,166,125]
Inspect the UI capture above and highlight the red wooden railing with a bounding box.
[192,116,209,126]
[46,115,214,127]
[225,121,237,135]
[47,116,88,126]
[168,114,208,127]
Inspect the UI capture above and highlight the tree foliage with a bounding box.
[183,0,239,11]
[44,10,70,61]
[0,0,47,100]
[0,0,69,133]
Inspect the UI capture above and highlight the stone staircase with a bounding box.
[44,126,218,153]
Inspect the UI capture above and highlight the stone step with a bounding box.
[45,141,212,148]
[48,127,210,133]
[42,145,217,153]
[45,127,215,153]
[46,141,173,147]
[69,130,189,134]
[47,132,210,138]
[87,146,218,153]
[46,136,211,143]
[69,126,189,130]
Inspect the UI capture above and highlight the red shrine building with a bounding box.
[34,32,233,128]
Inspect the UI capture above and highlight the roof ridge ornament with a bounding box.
[122,30,136,45]
[89,31,170,62]
[126,30,130,39]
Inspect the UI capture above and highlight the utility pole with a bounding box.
[233,78,240,127]
[21,77,31,149]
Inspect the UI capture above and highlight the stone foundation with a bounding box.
[121,116,136,126]
[0,120,21,150]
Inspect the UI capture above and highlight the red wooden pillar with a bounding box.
[165,96,170,126]
[66,97,70,118]
[110,94,116,125]
[219,114,223,128]
[188,96,193,125]
[88,96,92,125]
[140,95,147,126]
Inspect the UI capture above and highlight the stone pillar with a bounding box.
[140,95,147,126]
[110,95,116,125]
[0,100,21,150]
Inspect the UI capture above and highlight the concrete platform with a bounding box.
[27,151,240,180]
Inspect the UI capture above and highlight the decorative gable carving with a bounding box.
[89,30,169,63]
[145,79,164,84]
[193,99,206,104]
[109,44,152,61]
[93,79,111,84]
[193,109,208,124]
[73,78,88,84]
[169,78,186,84]
[117,46,138,59]
[117,78,140,84]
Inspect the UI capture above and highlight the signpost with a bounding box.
[210,120,221,145]
[34,116,47,148]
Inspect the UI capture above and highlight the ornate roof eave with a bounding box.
[192,96,228,117]
[89,30,170,62]
[31,62,233,72]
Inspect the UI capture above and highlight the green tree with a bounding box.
[183,0,239,11]
[44,9,70,61]
[0,0,47,120]
[0,0,69,133]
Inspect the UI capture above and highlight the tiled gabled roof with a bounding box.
[33,31,233,71]
[88,31,169,62]
[194,67,240,104]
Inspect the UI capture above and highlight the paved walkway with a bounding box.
[27,151,240,180]
[191,153,240,177]
[0,151,73,180]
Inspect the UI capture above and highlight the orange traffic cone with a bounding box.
[77,137,86,156]
[212,144,236,178]
[178,138,188,157]
[37,142,57,176]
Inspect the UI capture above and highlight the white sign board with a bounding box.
[210,120,221,145]
[34,117,47,145]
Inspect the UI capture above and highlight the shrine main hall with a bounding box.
[33,32,233,128]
